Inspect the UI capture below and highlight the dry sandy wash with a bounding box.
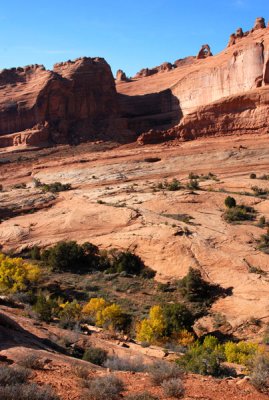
[1,133,269,332]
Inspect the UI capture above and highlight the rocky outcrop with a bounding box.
[116,69,129,82]
[253,17,266,30]
[196,44,213,59]
[0,57,129,148]
[137,128,177,145]
[134,62,173,79]
[175,86,269,140]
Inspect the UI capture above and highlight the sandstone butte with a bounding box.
[0,17,268,150]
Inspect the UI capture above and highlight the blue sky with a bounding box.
[1,0,268,77]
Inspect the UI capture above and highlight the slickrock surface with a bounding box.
[1,134,269,329]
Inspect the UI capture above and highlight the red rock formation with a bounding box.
[0,57,128,148]
[236,28,244,38]
[196,44,213,59]
[134,62,173,79]
[253,17,266,30]
[116,69,129,82]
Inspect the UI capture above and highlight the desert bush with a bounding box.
[251,186,269,196]
[257,216,267,228]
[161,378,184,398]
[257,228,269,253]
[250,354,269,392]
[187,179,199,190]
[99,303,132,331]
[40,181,71,193]
[33,294,60,322]
[58,300,82,327]
[107,250,154,277]
[167,178,182,191]
[17,353,44,370]
[224,341,258,366]
[72,364,90,379]
[250,173,257,179]
[177,336,224,377]
[0,365,30,386]
[0,383,59,400]
[148,361,182,385]
[82,374,124,400]
[125,393,159,400]
[224,196,236,208]
[41,241,100,272]
[162,303,194,336]
[223,204,256,223]
[82,346,108,366]
[178,267,211,303]
[260,174,269,180]
[0,253,40,293]
[30,246,41,260]
[104,355,146,372]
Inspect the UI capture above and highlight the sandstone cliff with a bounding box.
[116,18,269,144]
[0,57,127,148]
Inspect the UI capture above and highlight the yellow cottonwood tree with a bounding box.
[82,297,107,321]
[0,253,40,293]
[136,305,166,343]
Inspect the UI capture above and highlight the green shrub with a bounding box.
[167,178,182,191]
[30,246,41,260]
[257,216,267,228]
[82,346,108,366]
[40,181,71,193]
[162,303,194,336]
[179,267,211,303]
[223,204,256,223]
[58,300,82,328]
[177,338,224,377]
[251,186,269,196]
[41,241,99,272]
[224,196,236,208]
[107,250,155,278]
[257,229,269,253]
[188,172,200,180]
[187,179,200,190]
[33,294,60,322]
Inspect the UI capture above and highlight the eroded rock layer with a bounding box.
[0,57,127,148]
